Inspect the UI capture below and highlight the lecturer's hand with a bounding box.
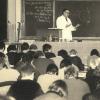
[75,24,80,28]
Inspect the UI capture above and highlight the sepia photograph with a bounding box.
[0,0,100,100]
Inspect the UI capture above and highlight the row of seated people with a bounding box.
[0,41,100,100]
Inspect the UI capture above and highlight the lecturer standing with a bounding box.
[56,9,80,42]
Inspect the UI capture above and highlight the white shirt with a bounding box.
[37,74,59,93]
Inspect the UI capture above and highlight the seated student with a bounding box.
[37,64,59,93]
[33,51,54,74]
[7,62,43,100]
[64,66,90,100]
[28,44,38,60]
[42,44,56,59]
[0,56,20,95]
[87,49,100,69]
[7,80,43,100]
[58,49,70,60]
[85,68,100,93]
[15,61,39,81]
[6,44,20,67]
[19,42,30,60]
[34,80,68,100]
[69,49,84,71]
[50,49,69,68]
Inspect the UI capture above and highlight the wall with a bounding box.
[7,0,22,43]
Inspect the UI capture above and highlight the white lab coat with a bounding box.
[56,15,76,41]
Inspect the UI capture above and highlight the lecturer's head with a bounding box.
[62,9,70,18]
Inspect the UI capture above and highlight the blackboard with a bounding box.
[56,1,100,37]
[25,0,53,36]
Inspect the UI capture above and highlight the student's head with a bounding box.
[60,59,72,68]
[29,44,37,51]
[16,62,34,77]
[62,9,70,18]
[90,49,99,56]
[58,49,69,58]
[64,65,78,79]
[21,42,29,52]
[7,44,17,52]
[48,80,68,97]
[69,49,77,56]
[46,64,58,75]
[43,44,52,52]
[0,42,5,52]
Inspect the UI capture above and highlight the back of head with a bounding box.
[90,49,99,56]
[7,44,17,52]
[60,59,72,68]
[64,65,78,79]
[29,44,37,50]
[58,49,69,59]
[15,62,34,76]
[21,42,29,51]
[70,49,77,56]
[43,44,52,52]
[46,64,58,75]
[48,80,68,97]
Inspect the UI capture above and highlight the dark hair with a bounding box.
[7,44,17,52]
[90,49,99,56]
[62,9,70,14]
[60,59,72,68]
[0,42,5,50]
[29,44,37,50]
[43,44,52,52]
[49,80,68,97]
[46,64,58,74]
[58,49,69,59]
[21,42,29,51]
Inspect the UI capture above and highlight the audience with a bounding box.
[1,42,100,100]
